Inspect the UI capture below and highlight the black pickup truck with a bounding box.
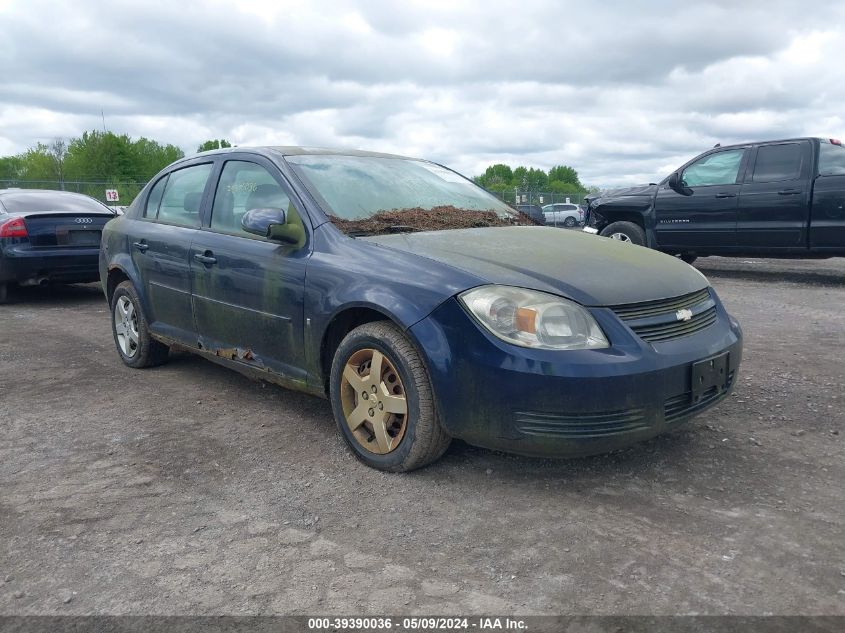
[583,137,845,262]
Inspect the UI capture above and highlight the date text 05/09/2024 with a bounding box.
[307,616,527,631]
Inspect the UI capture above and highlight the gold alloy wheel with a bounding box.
[340,348,409,454]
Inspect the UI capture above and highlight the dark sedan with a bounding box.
[100,147,743,472]
[0,189,116,303]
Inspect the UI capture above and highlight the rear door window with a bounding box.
[682,149,745,187]
[156,163,213,227]
[752,143,804,182]
[818,142,845,176]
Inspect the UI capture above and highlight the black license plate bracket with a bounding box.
[691,352,729,403]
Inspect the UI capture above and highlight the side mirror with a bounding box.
[241,207,305,245]
[667,171,692,196]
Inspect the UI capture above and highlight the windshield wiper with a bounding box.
[348,225,421,237]
[383,225,420,233]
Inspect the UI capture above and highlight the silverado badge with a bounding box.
[676,308,693,322]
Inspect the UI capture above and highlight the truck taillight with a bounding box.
[831,138,842,146]
[0,217,28,238]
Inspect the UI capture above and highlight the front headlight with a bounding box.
[458,285,609,351]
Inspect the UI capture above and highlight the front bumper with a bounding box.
[409,295,742,458]
[0,242,101,284]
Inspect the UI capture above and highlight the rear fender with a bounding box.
[104,252,148,310]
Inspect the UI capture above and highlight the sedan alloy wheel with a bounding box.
[113,295,140,358]
[339,347,408,454]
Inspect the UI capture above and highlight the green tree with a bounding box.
[48,138,68,187]
[19,143,56,180]
[0,130,186,201]
[525,167,548,190]
[478,163,513,186]
[548,164,585,192]
[131,137,184,179]
[197,139,232,152]
[0,155,23,181]
[63,131,135,181]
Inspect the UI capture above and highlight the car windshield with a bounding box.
[285,154,535,235]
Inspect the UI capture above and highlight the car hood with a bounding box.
[362,226,708,306]
[589,183,658,203]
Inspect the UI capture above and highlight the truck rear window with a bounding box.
[819,142,845,176]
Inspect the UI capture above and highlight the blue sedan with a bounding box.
[1,189,116,303]
[99,147,742,471]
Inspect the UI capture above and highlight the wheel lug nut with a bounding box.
[378,402,383,410]
[371,385,377,394]
[361,392,368,400]
[368,408,375,417]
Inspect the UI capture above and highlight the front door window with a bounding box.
[682,150,745,187]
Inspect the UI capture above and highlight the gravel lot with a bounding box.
[1,256,843,615]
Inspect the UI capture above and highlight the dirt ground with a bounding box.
[0,256,843,616]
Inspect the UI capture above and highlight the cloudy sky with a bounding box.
[1,0,844,186]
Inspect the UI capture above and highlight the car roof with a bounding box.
[709,137,825,151]
[0,189,112,214]
[185,146,419,162]
[0,188,97,200]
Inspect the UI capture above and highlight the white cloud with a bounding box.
[1,0,844,185]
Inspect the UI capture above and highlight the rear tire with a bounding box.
[110,280,169,368]
[600,221,646,246]
[563,216,577,227]
[329,321,451,472]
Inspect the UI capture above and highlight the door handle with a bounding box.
[778,188,802,195]
[193,252,217,265]
[714,192,736,198]
[133,241,149,253]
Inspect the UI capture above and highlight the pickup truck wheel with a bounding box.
[330,321,451,472]
[679,253,698,264]
[600,221,646,246]
[111,280,170,368]
[563,216,577,227]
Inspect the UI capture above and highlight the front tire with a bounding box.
[110,280,169,368]
[600,221,646,246]
[329,321,451,472]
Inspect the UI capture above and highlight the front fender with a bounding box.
[589,194,659,247]
[302,223,484,388]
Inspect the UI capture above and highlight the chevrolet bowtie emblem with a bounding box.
[676,308,693,322]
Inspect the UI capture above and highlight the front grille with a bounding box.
[515,409,649,439]
[610,288,717,343]
[664,370,735,423]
